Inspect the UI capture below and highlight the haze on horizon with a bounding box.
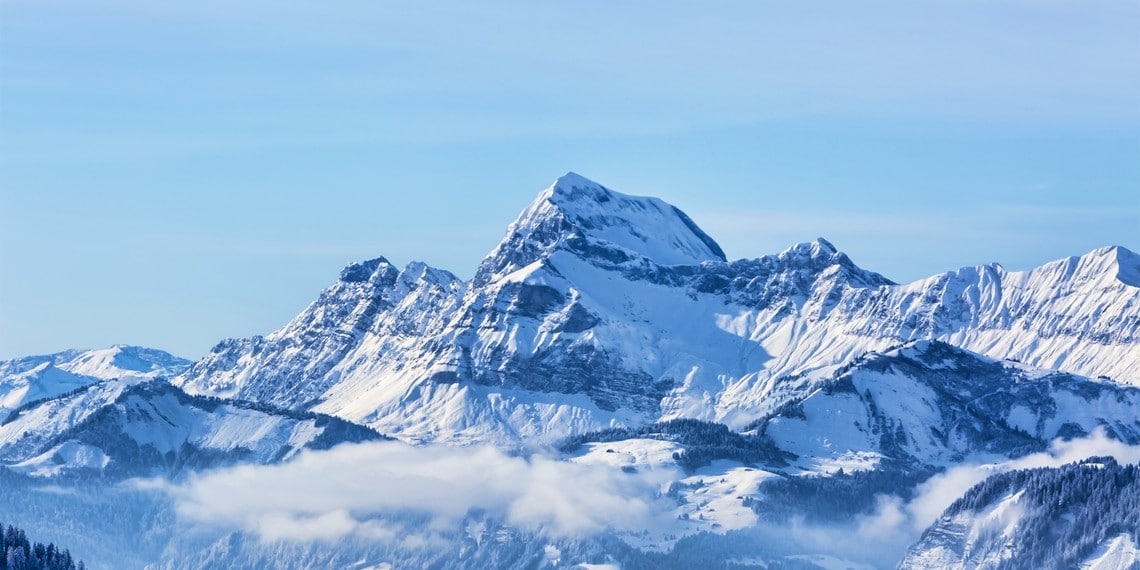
[1,0,1137,360]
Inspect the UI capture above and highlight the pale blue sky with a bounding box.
[1,1,1138,359]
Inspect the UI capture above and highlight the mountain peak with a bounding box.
[761,237,895,289]
[63,345,191,378]
[779,237,838,259]
[1088,245,1139,287]
[1031,245,1140,289]
[475,173,726,283]
[549,171,597,193]
[542,172,625,215]
[338,256,396,283]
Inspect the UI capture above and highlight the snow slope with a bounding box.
[0,379,380,477]
[903,490,1026,569]
[174,173,1140,445]
[755,340,1140,469]
[567,437,780,547]
[0,345,190,413]
[901,458,1140,570]
[1081,534,1140,570]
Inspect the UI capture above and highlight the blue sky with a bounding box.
[1,0,1138,359]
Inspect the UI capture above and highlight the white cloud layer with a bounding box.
[144,429,1140,564]
[761,429,1140,567]
[164,441,676,542]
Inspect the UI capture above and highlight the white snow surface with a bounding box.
[757,341,1140,468]
[568,438,780,547]
[903,490,1026,569]
[0,345,190,413]
[480,172,727,278]
[171,174,1140,446]
[0,379,360,475]
[1081,533,1140,570]
[11,442,111,477]
[785,554,877,570]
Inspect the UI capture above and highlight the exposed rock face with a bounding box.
[754,340,1140,469]
[170,173,1140,445]
[0,379,381,477]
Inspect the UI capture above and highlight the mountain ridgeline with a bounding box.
[1,173,1137,569]
[0,379,384,478]
[0,346,190,415]
[172,172,1140,447]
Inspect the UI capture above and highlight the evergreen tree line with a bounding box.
[942,457,1140,570]
[750,464,935,522]
[0,523,82,570]
[559,418,790,470]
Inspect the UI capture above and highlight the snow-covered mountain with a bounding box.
[559,339,1140,480]
[174,173,1140,445]
[901,458,1140,570]
[2,172,1137,568]
[0,378,380,477]
[753,340,1140,470]
[0,345,191,413]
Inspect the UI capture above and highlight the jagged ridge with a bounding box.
[0,346,191,413]
[0,379,383,477]
[170,173,1140,446]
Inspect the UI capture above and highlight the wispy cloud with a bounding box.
[156,441,677,542]
[746,429,1140,566]
[131,430,1140,568]
[858,428,1140,540]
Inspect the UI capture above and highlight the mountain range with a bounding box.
[168,172,1140,447]
[0,345,190,414]
[1,172,1137,569]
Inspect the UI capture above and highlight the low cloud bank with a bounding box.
[142,429,1140,563]
[161,441,676,542]
[720,429,1140,568]
[858,428,1140,543]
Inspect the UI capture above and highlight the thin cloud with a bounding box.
[761,429,1140,567]
[159,441,678,542]
[859,428,1140,541]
